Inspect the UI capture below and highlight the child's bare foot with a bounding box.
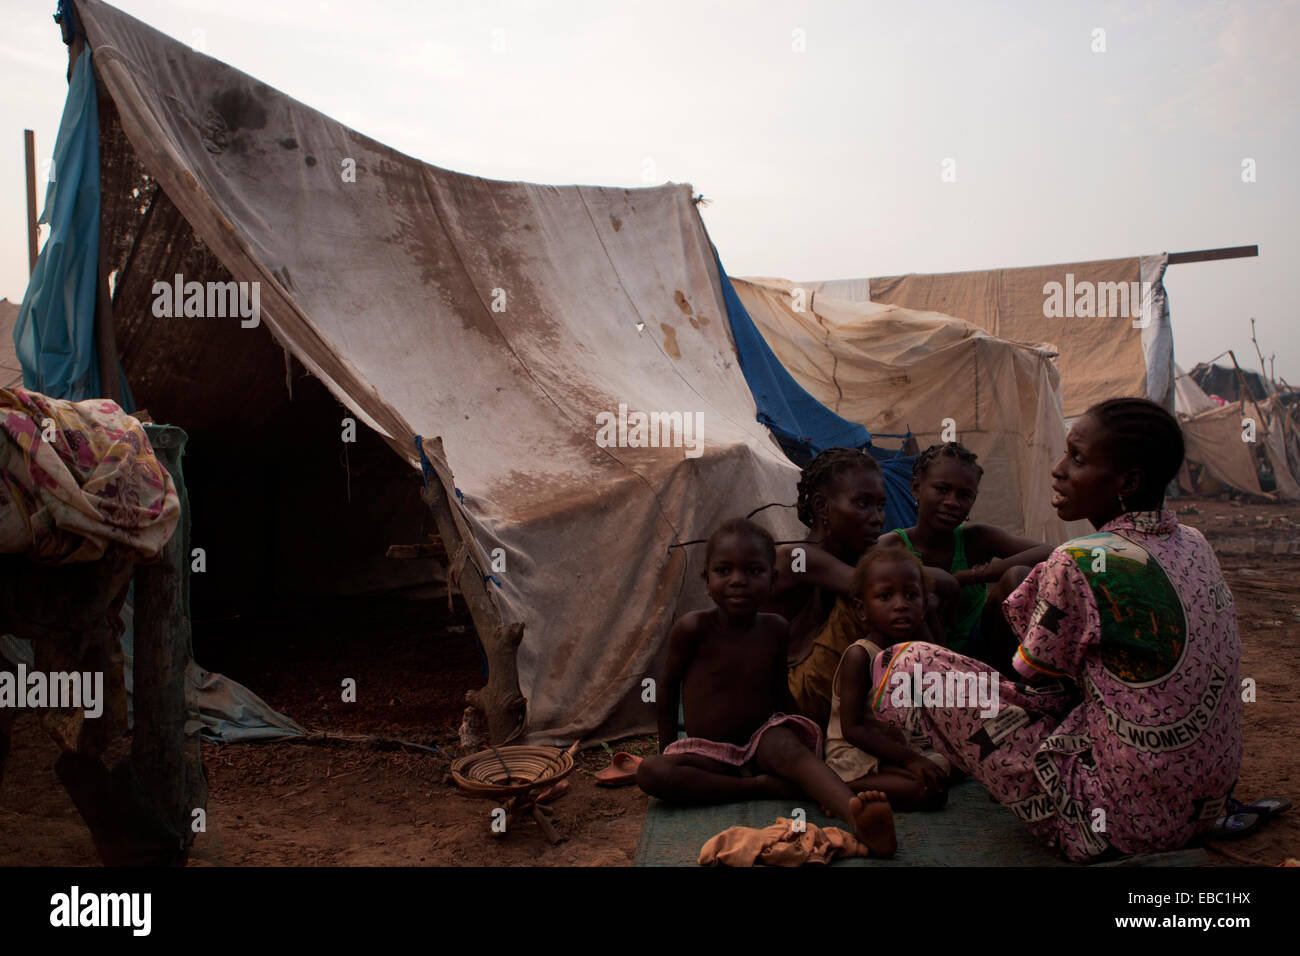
[849,790,897,858]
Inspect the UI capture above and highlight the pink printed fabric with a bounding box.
[0,388,179,563]
[872,509,1242,862]
[666,713,824,765]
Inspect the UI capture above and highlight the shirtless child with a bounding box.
[636,517,896,856]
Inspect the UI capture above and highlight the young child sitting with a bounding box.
[764,448,891,727]
[878,442,1052,670]
[823,544,952,811]
[636,517,897,856]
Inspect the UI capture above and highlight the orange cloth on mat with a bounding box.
[698,817,871,866]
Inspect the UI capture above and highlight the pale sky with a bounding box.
[2,0,1297,379]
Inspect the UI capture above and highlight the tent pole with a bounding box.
[1250,318,1272,396]
[24,130,38,273]
[133,425,207,860]
[418,467,525,745]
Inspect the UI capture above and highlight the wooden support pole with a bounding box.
[1250,318,1272,396]
[417,438,526,744]
[1166,245,1258,265]
[95,236,123,405]
[132,425,206,861]
[24,130,38,273]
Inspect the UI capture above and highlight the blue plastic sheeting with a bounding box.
[13,50,131,405]
[715,257,918,531]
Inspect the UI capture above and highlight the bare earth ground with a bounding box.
[2,496,1298,866]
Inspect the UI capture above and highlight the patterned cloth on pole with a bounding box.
[0,387,179,564]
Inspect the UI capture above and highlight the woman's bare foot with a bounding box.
[849,790,897,858]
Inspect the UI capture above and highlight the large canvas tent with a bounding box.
[14,0,950,745]
[803,256,1174,420]
[732,278,1088,543]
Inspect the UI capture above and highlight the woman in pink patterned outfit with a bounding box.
[870,398,1243,862]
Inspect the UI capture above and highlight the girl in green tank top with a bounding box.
[893,524,986,650]
[879,443,1054,670]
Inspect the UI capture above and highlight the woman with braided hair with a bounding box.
[763,448,890,727]
[871,398,1243,861]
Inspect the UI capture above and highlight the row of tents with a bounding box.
[6,0,1263,744]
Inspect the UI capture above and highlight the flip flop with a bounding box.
[1227,796,1292,818]
[1208,812,1262,840]
[594,752,642,787]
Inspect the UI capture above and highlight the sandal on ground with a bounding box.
[594,752,642,787]
[1226,796,1292,819]
[1208,811,1262,840]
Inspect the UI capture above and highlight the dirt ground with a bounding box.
[2,495,1298,866]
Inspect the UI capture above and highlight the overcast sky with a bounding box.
[1,0,1296,380]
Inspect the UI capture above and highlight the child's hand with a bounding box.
[904,754,946,792]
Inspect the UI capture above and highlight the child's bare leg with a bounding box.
[753,726,895,855]
[847,767,947,812]
[636,753,796,804]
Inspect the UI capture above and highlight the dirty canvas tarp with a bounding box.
[73,0,808,745]
[1180,401,1265,497]
[809,255,1174,420]
[732,279,1087,543]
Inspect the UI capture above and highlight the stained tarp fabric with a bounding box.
[732,278,1088,543]
[1180,402,1264,496]
[717,265,916,531]
[866,257,1166,420]
[12,50,130,404]
[73,0,811,745]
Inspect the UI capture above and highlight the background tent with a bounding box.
[1175,359,1300,502]
[46,0,948,746]
[1178,402,1266,497]
[1190,362,1270,403]
[733,278,1087,543]
[1178,394,1300,501]
[0,300,21,389]
[803,255,1173,420]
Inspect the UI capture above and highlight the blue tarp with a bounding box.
[13,48,131,405]
[715,256,918,531]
